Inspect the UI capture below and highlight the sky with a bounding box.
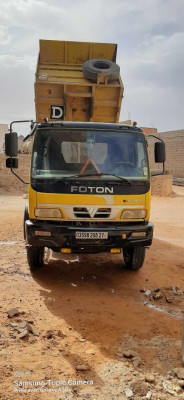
[0,0,184,135]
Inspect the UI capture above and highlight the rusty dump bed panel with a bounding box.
[35,40,123,123]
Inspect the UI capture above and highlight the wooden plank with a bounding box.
[39,40,117,65]
[93,100,118,107]
[66,91,92,98]
[46,77,89,84]
[90,86,95,121]
[38,69,84,78]
[116,76,124,122]
[38,97,64,105]
[39,63,82,71]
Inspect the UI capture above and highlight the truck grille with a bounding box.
[73,207,111,219]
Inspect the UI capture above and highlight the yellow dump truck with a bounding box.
[5,40,165,271]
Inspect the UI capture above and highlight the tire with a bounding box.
[26,246,45,271]
[123,246,145,270]
[23,204,29,240]
[83,59,120,83]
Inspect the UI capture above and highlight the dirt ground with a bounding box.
[0,186,184,400]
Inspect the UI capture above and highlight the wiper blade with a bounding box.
[56,173,132,185]
[98,173,132,185]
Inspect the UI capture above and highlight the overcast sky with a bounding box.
[0,0,184,134]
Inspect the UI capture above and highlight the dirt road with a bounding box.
[1,188,184,400]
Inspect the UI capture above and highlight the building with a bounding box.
[0,124,8,153]
[141,127,157,136]
[157,129,184,178]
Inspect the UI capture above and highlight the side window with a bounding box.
[137,141,148,176]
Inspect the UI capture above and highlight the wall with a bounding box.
[0,154,30,195]
[141,127,157,136]
[151,175,173,196]
[147,129,184,178]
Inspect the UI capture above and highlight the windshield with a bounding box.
[31,128,149,181]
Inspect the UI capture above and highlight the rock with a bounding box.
[132,357,141,368]
[16,321,37,335]
[145,374,155,383]
[140,287,146,292]
[17,321,28,329]
[153,290,162,300]
[31,329,39,337]
[125,389,134,398]
[171,286,177,294]
[9,323,17,328]
[78,338,86,343]
[6,365,13,370]
[7,308,20,318]
[131,381,149,397]
[18,329,29,339]
[166,296,173,303]
[145,392,152,399]
[173,368,184,380]
[178,380,184,388]
[76,364,89,371]
[175,286,183,294]
[86,349,95,355]
[144,290,151,297]
[58,330,66,338]
[123,350,139,358]
[162,378,180,395]
[45,330,54,339]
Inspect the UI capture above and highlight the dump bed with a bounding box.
[35,40,123,123]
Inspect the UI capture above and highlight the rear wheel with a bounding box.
[123,246,145,270]
[27,246,45,271]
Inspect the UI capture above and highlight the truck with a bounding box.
[5,39,165,271]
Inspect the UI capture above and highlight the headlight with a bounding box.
[35,208,62,218]
[120,209,146,219]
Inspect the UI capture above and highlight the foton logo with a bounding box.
[71,186,113,194]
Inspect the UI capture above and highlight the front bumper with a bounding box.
[25,220,153,254]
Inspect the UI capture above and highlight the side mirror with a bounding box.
[5,132,18,157]
[154,142,166,163]
[6,157,18,169]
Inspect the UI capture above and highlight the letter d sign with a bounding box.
[50,105,65,120]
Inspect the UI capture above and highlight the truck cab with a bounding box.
[24,120,153,271]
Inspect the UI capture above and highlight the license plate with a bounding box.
[75,232,108,239]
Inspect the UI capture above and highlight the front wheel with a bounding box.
[123,246,145,270]
[26,246,45,271]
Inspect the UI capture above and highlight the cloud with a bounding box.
[0,55,35,125]
[0,0,184,131]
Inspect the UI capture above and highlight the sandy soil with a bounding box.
[0,187,184,400]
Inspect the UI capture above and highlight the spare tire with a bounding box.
[83,59,120,83]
